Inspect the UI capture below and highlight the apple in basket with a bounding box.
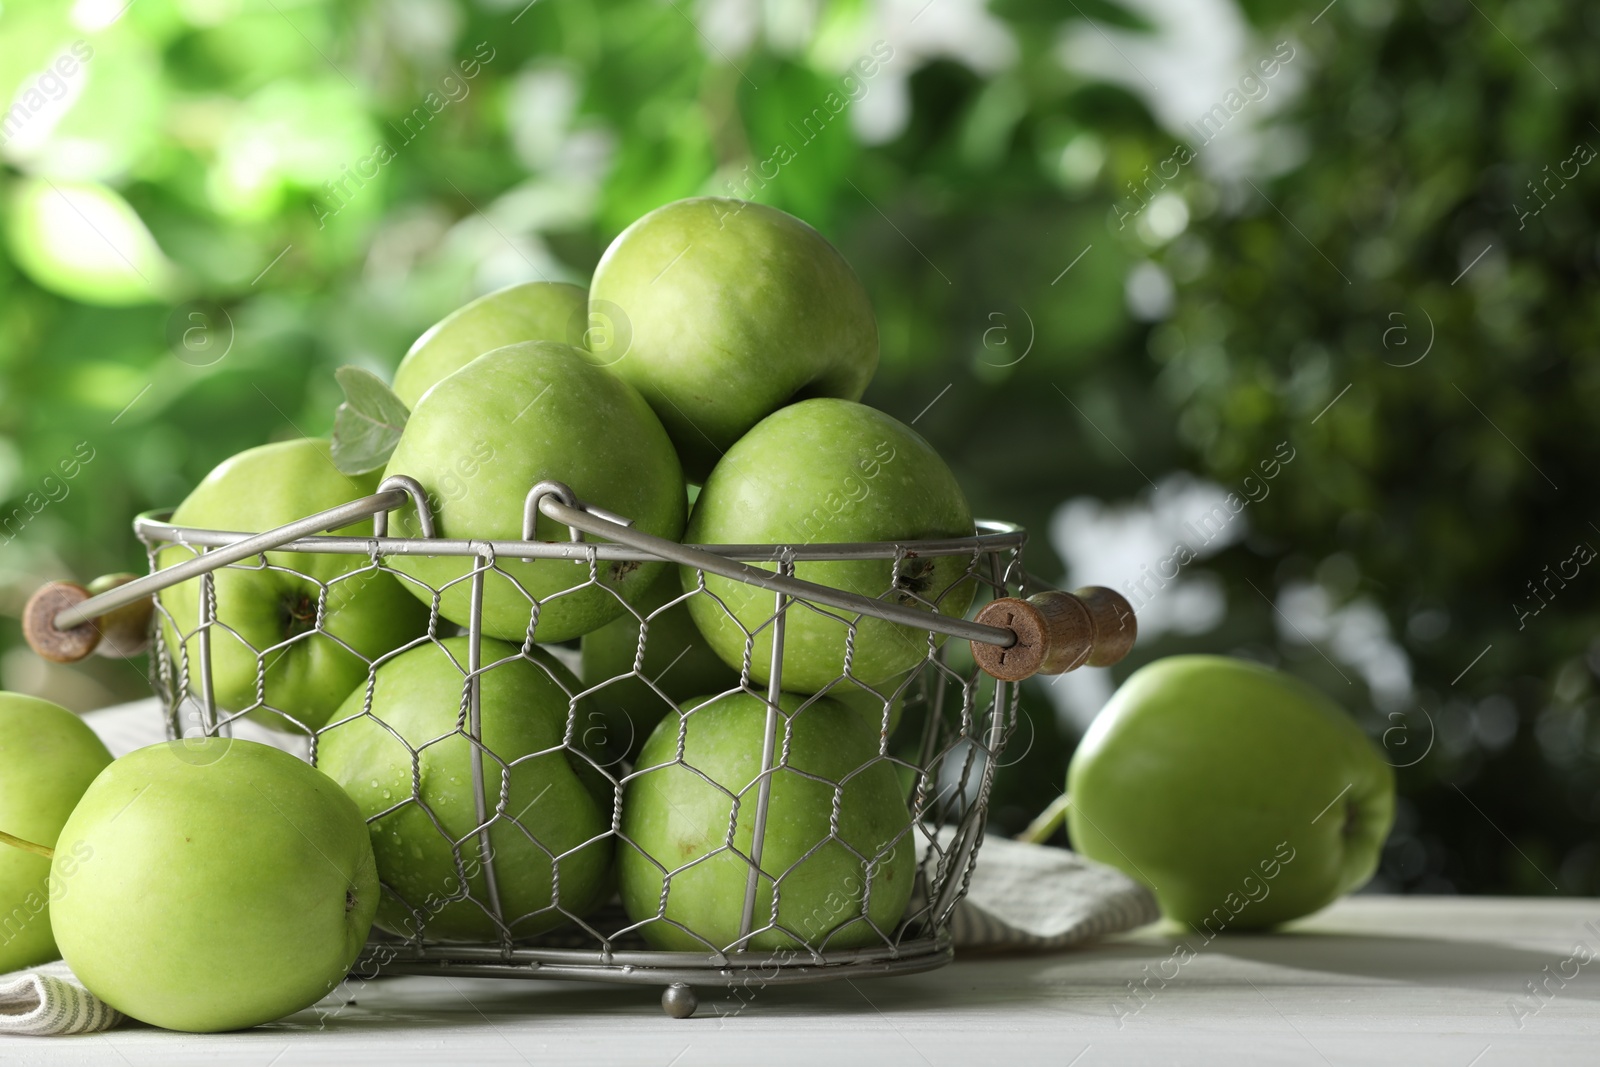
[50,738,378,1032]
[157,438,430,733]
[684,398,977,695]
[382,341,687,643]
[588,197,879,482]
[579,565,741,764]
[1066,655,1396,929]
[619,690,914,951]
[318,637,615,940]
[0,694,113,973]
[390,280,587,408]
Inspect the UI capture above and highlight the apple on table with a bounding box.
[1065,655,1395,929]
[50,738,378,1033]
[0,694,113,974]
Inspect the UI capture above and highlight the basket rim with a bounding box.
[134,509,1027,563]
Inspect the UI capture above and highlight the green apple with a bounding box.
[684,398,976,694]
[158,438,429,732]
[0,694,112,972]
[830,670,911,739]
[51,738,377,1032]
[383,341,686,643]
[317,636,614,940]
[579,566,740,763]
[589,198,878,480]
[1067,655,1396,930]
[391,281,587,408]
[620,690,914,951]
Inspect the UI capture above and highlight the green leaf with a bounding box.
[331,366,409,475]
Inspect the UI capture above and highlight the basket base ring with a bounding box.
[353,933,955,1002]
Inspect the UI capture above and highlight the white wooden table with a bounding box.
[11,896,1598,1066]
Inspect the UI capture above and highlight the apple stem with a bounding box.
[1015,792,1072,845]
[0,829,54,859]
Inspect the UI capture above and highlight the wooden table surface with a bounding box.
[10,896,1599,1066]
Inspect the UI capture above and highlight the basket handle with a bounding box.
[21,579,151,663]
[532,488,1135,680]
[23,480,1136,681]
[22,488,411,663]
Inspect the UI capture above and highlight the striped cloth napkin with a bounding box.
[0,961,123,1035]
[941,831,1160,950]
[0,700,1159,1036]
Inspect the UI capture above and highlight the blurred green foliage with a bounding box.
[1152,0,1600,897]
[0,0,1592,896]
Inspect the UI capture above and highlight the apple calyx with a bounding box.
[281,592,320,637]
[0,829,55,859]
[891,557,939,602]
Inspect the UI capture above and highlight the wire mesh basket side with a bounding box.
[137,518,1025,978]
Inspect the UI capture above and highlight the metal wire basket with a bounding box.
[23,478,1134,1018]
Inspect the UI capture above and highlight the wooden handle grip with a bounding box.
[1075,585,1138,667]
[22,574,155,664]
[23,581,101,663]
[969,586,1136,682]
[84,573,154,659]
